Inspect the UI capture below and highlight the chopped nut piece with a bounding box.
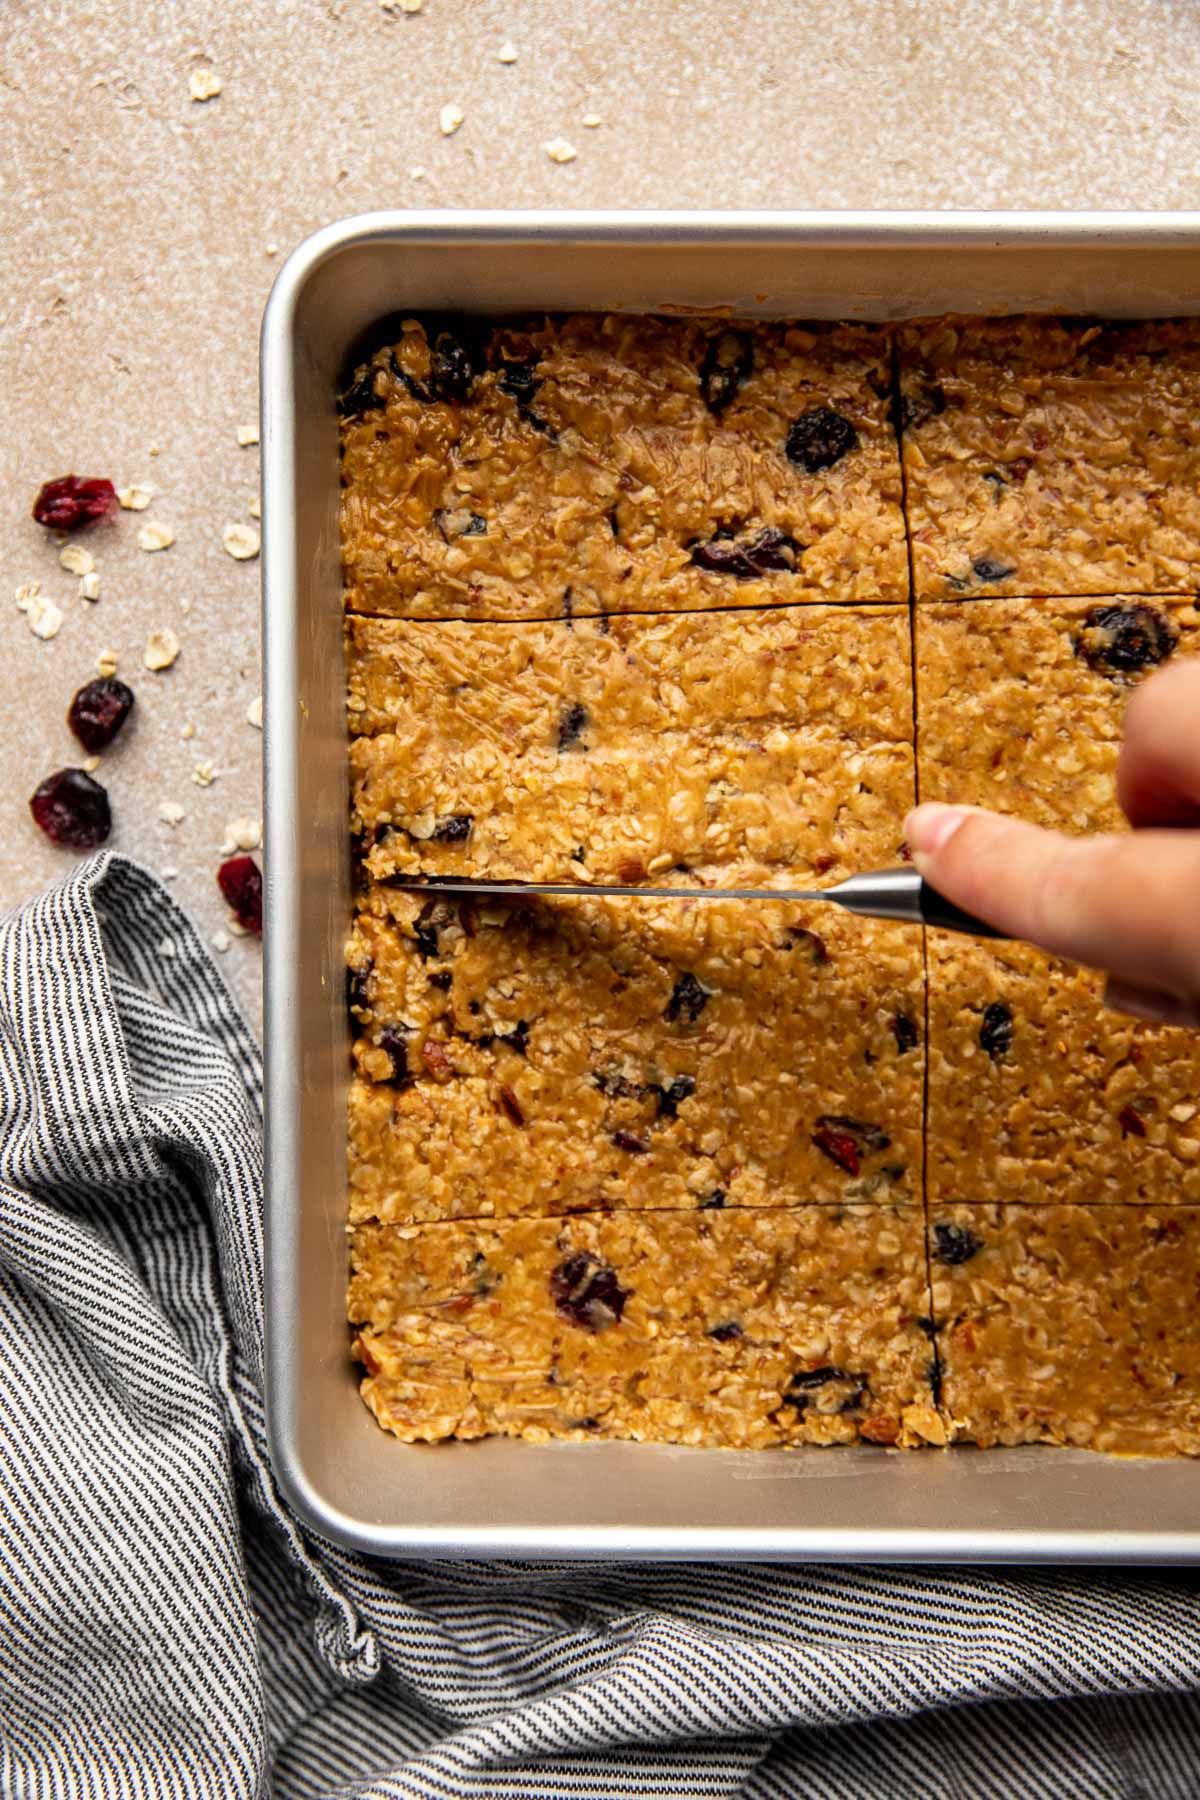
[96,649,119,677]
[246,693,263,729]
[158,937,177,960]
[79,572,101,601]
[81,755,101,773]
[237,423,260,447]
[497,41,518,62]
[189,67,222,102]
[192,760,217,788]
[137,521,175,552]
[17,590,64,640]
[221,814,261,853]
[157,799,186,826]
[181,722,196,740]
[439,103,464,136]
[117,484,153,511]
[222,521,260,561]
[144,627,181,671]
[544,136,578,163]
[59,545,95,576]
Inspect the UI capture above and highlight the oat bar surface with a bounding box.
[349,1205,943,1449]
[340,314,907,620]
[347,885,924,1223]
[351,604,915,886]
[900,316,1200,599]
[930,1205,1200,1455]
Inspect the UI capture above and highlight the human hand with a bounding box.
[904,656,1200,1028]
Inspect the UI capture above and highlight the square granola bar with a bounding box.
[340,314,907,620]
[899,316,1200,599]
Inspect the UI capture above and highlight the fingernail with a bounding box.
[903,803,972,857]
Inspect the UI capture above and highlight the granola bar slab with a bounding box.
[348,1204,943,1448]
[930,1204,1200,1454]
[899,316,1200,599]
[347,884,925,1223]
[340,314,907,620]
[917,596,1200,1205]
[350,604,916,885]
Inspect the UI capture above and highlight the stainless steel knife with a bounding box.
[395,865,1006,938]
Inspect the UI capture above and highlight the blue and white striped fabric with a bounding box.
[3,852,1200,1799]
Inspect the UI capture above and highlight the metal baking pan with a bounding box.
[262,210,1200,1560]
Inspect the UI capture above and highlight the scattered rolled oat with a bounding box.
[248,496,261,519]
[97,649,119,678]
[544,137,578,164]
[497,41,518,62]
[181,722,196,740]
[246,693,263,729]
[265,243,278,257]
[211,928,231,954]
[17,589,64,640]
[179,596,191,614]
[189,68,222,103]
[144,627,181,671]
[381,0,422,9]
[222,521,260,561]
[410,166,427,181]
[192,760,217,788]
[157,799,186,826]
[237,423,260,447]
[439,103,464,136]
[117,484,153,511]
[158,936,177,960]
[161,864,180,880]
[220,814,262,854]
[582,112,603,128]
[81,754,101,773]
[59,545,95,576]
[79,572,101,602]
[137,521,175,552]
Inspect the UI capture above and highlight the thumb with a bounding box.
[904,802,1200,1005]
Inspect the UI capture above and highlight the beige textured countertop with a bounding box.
[4,0,1199,1025]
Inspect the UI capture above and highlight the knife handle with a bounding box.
[918,879,1010,940]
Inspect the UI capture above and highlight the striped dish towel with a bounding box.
[3,852,1200,1799]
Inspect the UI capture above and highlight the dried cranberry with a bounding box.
[811,1115,890,1178]
[612,1129,649,1154]
[502,1019,530,1056]
[784,1366,867,1413]
[550,1252,629,1332]
[707,1320,743,1342]
[67,677,134,753]
[413,903,442,959]
[347,964,372,1016]
[498,357,551,430]
[972,556,1017,582]
[891,1012,919,1054]
[933,1222,983,1265]
[651,1074,695,1119]
[592,1067,641,1099]
[690,526,800,580]
[979,1001,1013,1060]
[785,407,858,473]
[1118,1103,1147,1139]
[337,365,384,418]
[427,320,485,403]
[428,969,452,990]
[664,971,711,1024]
[783,925,828,963]
[896,383,945,430]
[377,1025,410,1086]
[699,1188,726,1209]
[1075,604,1177,678]
[32,475,117,532]
[432,814,473,843]
[698,330,753,415]
[217,855,263,934]
[498,1084,525,1126]
[29,768,111,849]
[557,702,588,750]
